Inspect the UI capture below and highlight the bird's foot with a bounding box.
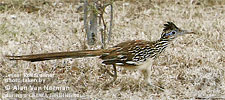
[103,64,117,89]
[148,83,164,91]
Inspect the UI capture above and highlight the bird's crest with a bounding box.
[163,22,179,32]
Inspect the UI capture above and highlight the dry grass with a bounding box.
[0,0,225,100]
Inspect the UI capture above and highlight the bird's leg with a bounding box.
[141,69,148,81]
[105,64,117,85]
[142,66,164,91]
[111,64,117,83]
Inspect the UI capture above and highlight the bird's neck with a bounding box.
[153,38,172,57]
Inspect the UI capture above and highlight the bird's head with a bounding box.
[161,22,195,40]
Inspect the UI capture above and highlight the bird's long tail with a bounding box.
[5,49,105,62]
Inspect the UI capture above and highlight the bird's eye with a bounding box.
[163,31,176,37]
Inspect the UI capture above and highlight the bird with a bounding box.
[6,22,195,87]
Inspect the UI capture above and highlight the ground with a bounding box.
[0,0,224,100]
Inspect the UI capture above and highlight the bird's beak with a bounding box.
[182,30,196,35]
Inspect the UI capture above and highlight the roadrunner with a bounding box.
[6,22,195,86]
